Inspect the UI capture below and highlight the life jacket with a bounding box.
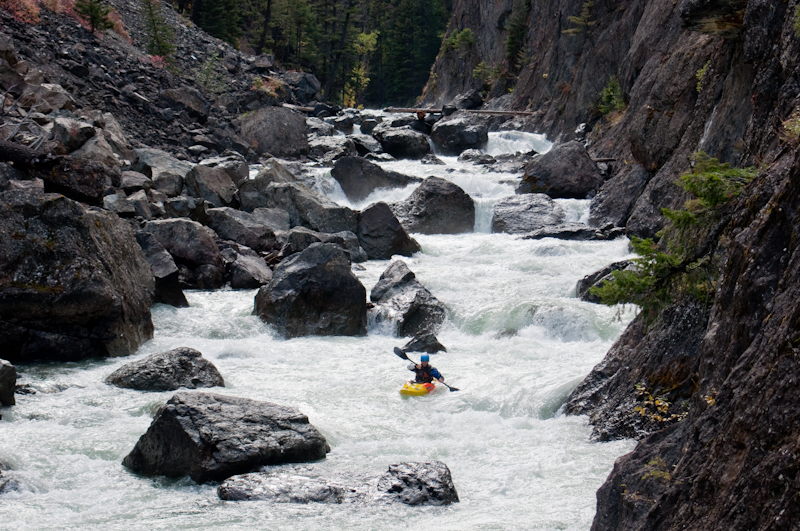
[414,364,436,383]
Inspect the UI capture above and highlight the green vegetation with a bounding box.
[562,0,595,36]
[74,0,114,34]
[473,61,500,90]
[641,457,672,483]
[591,152,756,317]
[782,106,800,144]
[195,52,228,94]
[598,76,625,114]
[142,0,175,61]
[795,4,800,38]
[170,0,450,107]
[696,60,710,93]
[505,0,530,72]
[442,28,476,56]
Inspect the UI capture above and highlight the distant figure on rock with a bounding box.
[408,354,444,383]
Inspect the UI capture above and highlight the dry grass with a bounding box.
[1,0,131,41]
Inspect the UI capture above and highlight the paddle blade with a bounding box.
[393,347,410,361]
[444,384,459,392]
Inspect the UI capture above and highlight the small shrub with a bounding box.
[641,457,672,483]
[141,0,175,61]
[696,60,710,93]
[251,76,287,99]
[442,28,476,56]
[795,4,800,38]
[781,106,800,144]
[107,9,131,42]
[505,0,530,71]
[74,0,114,34]
[598,76,625,114]
[195,52,227,94]
[1,0,42,23]
[562,0,595,36]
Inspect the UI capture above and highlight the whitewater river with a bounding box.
[0,132,636,530]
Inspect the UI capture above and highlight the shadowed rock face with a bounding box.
[330,156,419,202]
[105,347,224,392]
[356,202,420,260]
[254,243,367,338]
[0,190,154,362]
[0,359,16,407]
[516,141,604,199]
[122,392,330,483]
[370,261,445,338]
[217,460,459,506]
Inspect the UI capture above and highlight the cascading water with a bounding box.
[0,131,636,530]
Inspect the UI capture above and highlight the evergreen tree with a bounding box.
[142,0,176,59]
[74,0,114,34]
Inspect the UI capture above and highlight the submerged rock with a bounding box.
[106,347,224,391]
[217,460,458,506]
[0,190,154,362]
[122,392,329,483]
[254,243,367,338]
[401,332,447,354]
[370,261,445,337]
[491,194,565,234]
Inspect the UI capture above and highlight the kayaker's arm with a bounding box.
[430,367,444,382]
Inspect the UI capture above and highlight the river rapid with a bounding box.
[0,132,637,530]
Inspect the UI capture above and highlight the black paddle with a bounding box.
[393,347,459,392]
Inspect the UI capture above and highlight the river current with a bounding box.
[0,131,636,530]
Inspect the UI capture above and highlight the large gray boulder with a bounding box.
[198,152,249,187]
[520,222,608,241]
[370,261,446,337]
[0,359,16,406]
[238,158,299,211]
[133,231,188,308]
[331,156,420,202]
[106,347,224,391]
[0,191,154,362]
[516,141,605,199]
[132,148,195,188]
[243,181,357,234]
[491,194,566,234]
[308,135,356,164]
[372,124,431,159]
[143,219,223,270]
[430,112,489,155]
[223,248,274,289]
[159,86,210,123]
[278,227,366,263]
[356,202,420,260]
[205,207,279,253]
[237,106,309,158]
[122,392,330,483]
[217,460,459,506]
[184,165,238,208]
[390,177,475,234]
[254,243,367,338]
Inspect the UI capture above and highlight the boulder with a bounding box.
[306,117,335,136]
[106,347,224,391]
[243,181,357,234]
[252,207,291,232]
[51,117,95,153]
[0,359,16,406]
[520,222,607,241]
[238,158,301,212]
[491,194,566,234]
[126,190,153,220]
[133,231,188,308]
[401,331,447,354]
[132,148,194,196]
[0,190,154,362]
[370,261,446,337]
[308,135,356,163]
[163,196,206,220]
[278,226,323,258]
[120,171,153,193]
[143,219,223,270]
[103,193,137,217]
[349,134,383,156]
[421,154,446,165]
[18,83,74,113]
[279,227,366,263]
[71,130,120,169]
[388,115,430,134]
[184,165,238,208]
[576,260,634,303]
[205,207,279,253]
[159,86,210,123]
[372,124,431,159]
[217,461,458,506]
[122,392,330,483]
[430,112,489,155]
[356,202,420,260]
[359,118,379,135]
[34,156,118,206]
[516,141,605,199]
[254,243,367,338]
[198,152,249,187]
[390,177,475,234]
[451,89,483,110]
[331,156,420,203]
[221,247,273,289]
[282,71,322,103]
[237,106,309,158]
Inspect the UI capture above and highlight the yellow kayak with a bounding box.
[400,381,436,396]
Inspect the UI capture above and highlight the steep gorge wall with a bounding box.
[422,0,798,238]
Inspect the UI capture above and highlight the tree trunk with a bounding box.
[254,0,272,56]
[323,0,355,102]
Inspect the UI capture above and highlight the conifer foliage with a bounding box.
[75,0,114,34]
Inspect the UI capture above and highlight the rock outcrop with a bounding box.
[0,190,154,362]
[254,243,367,338]
[236,106,309,158]
[430,112,489,155]
[217,460,459,506]
[370,261,446,337]
[106,347,224,392]
[516,141,605,199]
[0,359,16,407]
[330,156,419,202]
[122,392,330,483]
[371,125,431,159]
[390,177,474,234]
[355,202,421,260]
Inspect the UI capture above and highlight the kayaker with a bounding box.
[408,354,444,384]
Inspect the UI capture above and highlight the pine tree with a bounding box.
[74,0,114,34]
[141,0,176,60]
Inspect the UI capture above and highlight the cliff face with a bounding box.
[422,0,798,238]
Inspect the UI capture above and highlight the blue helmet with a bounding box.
[420,354,430,362]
